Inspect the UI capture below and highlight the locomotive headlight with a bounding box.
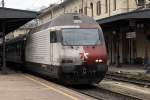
[95,60,99,62]
[98,59,103,63]
[95,59,103,63]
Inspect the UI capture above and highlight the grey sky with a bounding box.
[4,0,61,11]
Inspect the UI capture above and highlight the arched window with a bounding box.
[84,6,87,15]
[113,0,116,11]
[74,7,77,13]
[50,12,52,19]
[105,0,108,13]
[90,2,94,17]
[137,0,145,6]
[97,1,101,15]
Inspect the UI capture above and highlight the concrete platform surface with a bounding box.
[0,73,95,100]
[107,65,150,86]
[100,80,150,100]
[108,66,146,74]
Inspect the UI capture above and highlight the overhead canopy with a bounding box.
[97,9,150,25]
[0,7,39,37]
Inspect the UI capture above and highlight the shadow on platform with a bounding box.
[0,66,18,74]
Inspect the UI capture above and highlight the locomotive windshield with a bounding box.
[62,29,100,45]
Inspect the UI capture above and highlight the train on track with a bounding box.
[0,13,108,84]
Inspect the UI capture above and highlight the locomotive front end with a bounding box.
[60,28,108,84]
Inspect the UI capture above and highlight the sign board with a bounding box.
[126,32,136,39]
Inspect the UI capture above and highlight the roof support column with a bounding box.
[1,22,7,74]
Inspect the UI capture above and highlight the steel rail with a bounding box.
[72,84,143,100]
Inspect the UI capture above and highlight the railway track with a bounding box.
[28,72,148,100]
[26,72,148,100]
[27,73,143,100]
[105,73,150,87]
[72,84,143,100]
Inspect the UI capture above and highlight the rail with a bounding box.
[105,73,150,87]
[72,84,143,100]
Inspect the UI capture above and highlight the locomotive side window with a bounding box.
[50,31,57,43]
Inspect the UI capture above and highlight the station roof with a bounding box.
[97,9,150,25]
[0,7,39,37]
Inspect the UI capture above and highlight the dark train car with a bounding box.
[1,35,26,66]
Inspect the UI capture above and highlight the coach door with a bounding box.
[50,31,58,65]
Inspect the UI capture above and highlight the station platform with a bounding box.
[100,80,150,100]
[108,65,150,81]
[108,65,146,74]
[0,71,95,100]
[105,65,150,100]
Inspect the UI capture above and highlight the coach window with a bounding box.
[50,31,57,43]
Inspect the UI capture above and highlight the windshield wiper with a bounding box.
[93,39,99,48]
[96,39,100,45]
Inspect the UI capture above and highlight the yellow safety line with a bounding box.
[23,75,78,100]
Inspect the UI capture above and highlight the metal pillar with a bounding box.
[127,0,129,12]
[117,37,120,67]
[2,0,5,7]
[108,0,111,16]
[110,37,113,64]
[1,22,7,74]
[82,0,83,14]
[144,25,148,65]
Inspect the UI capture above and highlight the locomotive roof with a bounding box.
[50,13,97,26]
[30,13,98,33]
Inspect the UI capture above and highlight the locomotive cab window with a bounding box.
[62,28,101,46]
[50,31,57,43]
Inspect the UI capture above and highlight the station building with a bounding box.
[11,0,150,66]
